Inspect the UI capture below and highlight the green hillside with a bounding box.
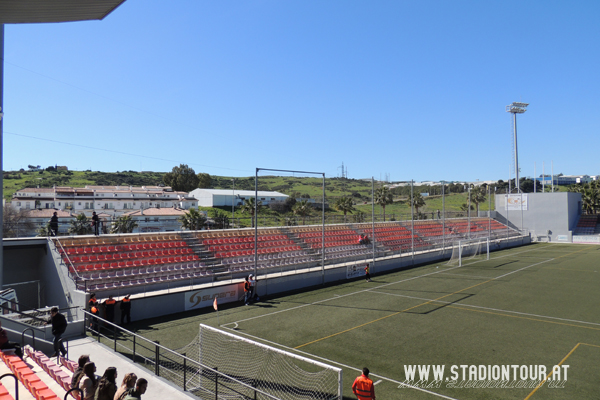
[3,169,497,221]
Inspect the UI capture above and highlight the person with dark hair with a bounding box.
[0,320,22,358]
[120,295,131,325]
[352,367,375,400]
[92,212,100,236]
[76,362,98,400]
[88,293,97,310]
[364,263,372,282]
[243,277,251,306]
[104,296,117,324]
[49,211,59,236]
[47,307,67,357]
[122,378,147,400]
[95,367,118,400]
[90,301,100,335]
[114,373,137,400]
[71,354,90,389]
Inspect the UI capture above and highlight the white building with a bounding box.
[10,185,198,217]
[122,207,191,233]
[189,189,288,207]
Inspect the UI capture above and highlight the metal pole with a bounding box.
[467,185,471,239]
[231,179,235,227]
[371,178,375,263]
[533,162,537,193]
[551,160,554,193]
[542,162,545,192]
[322,173,325,284]
[254,169,258,277]
[410,180,414,262]
[488,186,492,238]
[0,25,4,288]
[513,112,520,193]
[183,353,187,392]
[442,181,445,251]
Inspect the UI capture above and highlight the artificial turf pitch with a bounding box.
[124,242,600,400]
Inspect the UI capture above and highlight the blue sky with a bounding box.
[3,0,599,182]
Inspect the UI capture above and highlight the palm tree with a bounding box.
[469,186,487,213]
[353,210,366,223]
[334,196,355,223]
[293,199,313,225]
[110,215,138,234]
[69,213,92,235]
[580,185,599,214]
[569,182,600,214]
[374,187,393,221]
[411,192,426,215]
[240,197,262,228]
[211,209,230,230]
[178,208,207,231]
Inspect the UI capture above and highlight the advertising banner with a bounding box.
[185,284,241,311]
[505,194,528,211]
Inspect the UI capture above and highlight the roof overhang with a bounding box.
[0,0,126,24]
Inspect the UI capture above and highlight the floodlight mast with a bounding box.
[506,102,528,193]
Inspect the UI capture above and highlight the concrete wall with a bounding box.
[106,235,529,321]
[2,235,529,328]
[495,192,581,242]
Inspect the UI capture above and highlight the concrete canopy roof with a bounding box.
[0,0,126,24]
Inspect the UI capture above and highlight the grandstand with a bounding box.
[48,217,521,301]
[0,215,525,400]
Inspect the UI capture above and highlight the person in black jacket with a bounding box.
[47,307,68,357]
[120,295,131,325]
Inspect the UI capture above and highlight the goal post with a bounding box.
[194,324,342,400]
[447,237,489,266]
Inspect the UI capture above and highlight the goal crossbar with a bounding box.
[447,237,490,266]
[197,324,343,400]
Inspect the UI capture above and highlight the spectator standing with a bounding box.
[364,264,372,282]
[243,276,251,305]
[0,320,22,358]
[47,307,68,357]
[249,274,259,302]
[352,367,376,400]
[120,295,132,325]
[95,367,118,400]
[71,354,90,389]
[122,378,147,400]
[76,362,98,400]
[90,302,100,335]
[92,212,100,236]
[49,212,59,236]
[88,293,97,309]
[104,296,117,324]
[114,373,137,400]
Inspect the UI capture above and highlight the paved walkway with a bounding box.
[67,337,195,400]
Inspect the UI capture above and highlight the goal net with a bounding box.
[447,237,489,266]
[186,324,342,400]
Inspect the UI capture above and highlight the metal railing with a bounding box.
[0,373,19,400]
[82,310,283,400]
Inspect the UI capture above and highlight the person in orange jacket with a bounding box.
[352,367,375,400]
[244,276,251,305]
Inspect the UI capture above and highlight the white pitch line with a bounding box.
[373,380,382,385]
[222,244,549,329]
[221,326,459,400]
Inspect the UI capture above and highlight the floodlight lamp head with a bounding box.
[506,102,529,114]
